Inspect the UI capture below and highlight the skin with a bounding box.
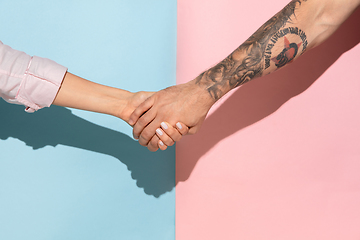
[52,72,189,151]
[129,0,360,151]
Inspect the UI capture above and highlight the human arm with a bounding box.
[53,72,189,150]
[129,0,360,149]
[0,40,67,112]
[53,72,149,122]
[0,40,186,150]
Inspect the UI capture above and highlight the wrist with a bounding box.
[192,70,232,102]
[110,90,133,120]
[187,78,216,109]
[113,91,154,123]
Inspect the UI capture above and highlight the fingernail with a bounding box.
[161,122,168,129]
[176,122,182,130]
[129,119,134,125]
[156,128,163,136]
[159,140,164,146]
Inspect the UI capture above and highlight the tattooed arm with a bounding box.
[129,0,360,151]
[196,0,359,100]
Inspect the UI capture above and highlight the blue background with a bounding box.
[0,0,177,239]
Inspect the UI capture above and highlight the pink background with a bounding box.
[176,0,360,239]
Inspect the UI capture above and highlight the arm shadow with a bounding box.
[176,7,360,184]
[0,101,174,198]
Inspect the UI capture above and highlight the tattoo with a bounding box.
[265,27,308,69]
[270,36,302,68]
[196,0,308,101]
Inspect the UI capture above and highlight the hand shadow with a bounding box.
[177,7,360,184]
[0,101,174,198]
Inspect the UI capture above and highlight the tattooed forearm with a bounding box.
[196,0,308,101]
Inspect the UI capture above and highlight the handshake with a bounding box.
[5,0,356,153]
[51,72,217,152]
[124,76,216,152]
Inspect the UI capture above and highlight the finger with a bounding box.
[128,96,154,126]
[175,122,189,135]
[147,135,160,152]
[159,122,183,142]
[138,118,162,146]
[188,125,199,135]
[158,140,168,151]
[132,108,156,140]
[155,127,175,146]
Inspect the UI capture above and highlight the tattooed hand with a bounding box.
[128,79,215,151]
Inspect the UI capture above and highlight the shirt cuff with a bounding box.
[16,56,68,113]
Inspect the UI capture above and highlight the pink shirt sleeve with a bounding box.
[0,41,68,113]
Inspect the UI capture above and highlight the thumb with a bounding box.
[128,96,154,126]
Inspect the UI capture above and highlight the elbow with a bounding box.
[308,9,341,48]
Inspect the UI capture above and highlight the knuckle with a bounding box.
[133,108,144,118]
[182,130,189,136]
[151,136,158,145]
[137,116,148,127]
[161,135,174,146]
[133,128,142,138]
[132,109,140,118]
[162,136,173,146]
[133,129,140,139]
[180,130,187,136]
[150,139,159,150]
[138,141,147,147]
[141,130,153,142]
[163,128,175,140]
[167,129,181,141]
[180,126,189,134]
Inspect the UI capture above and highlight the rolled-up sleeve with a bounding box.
[0,41,67,113]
